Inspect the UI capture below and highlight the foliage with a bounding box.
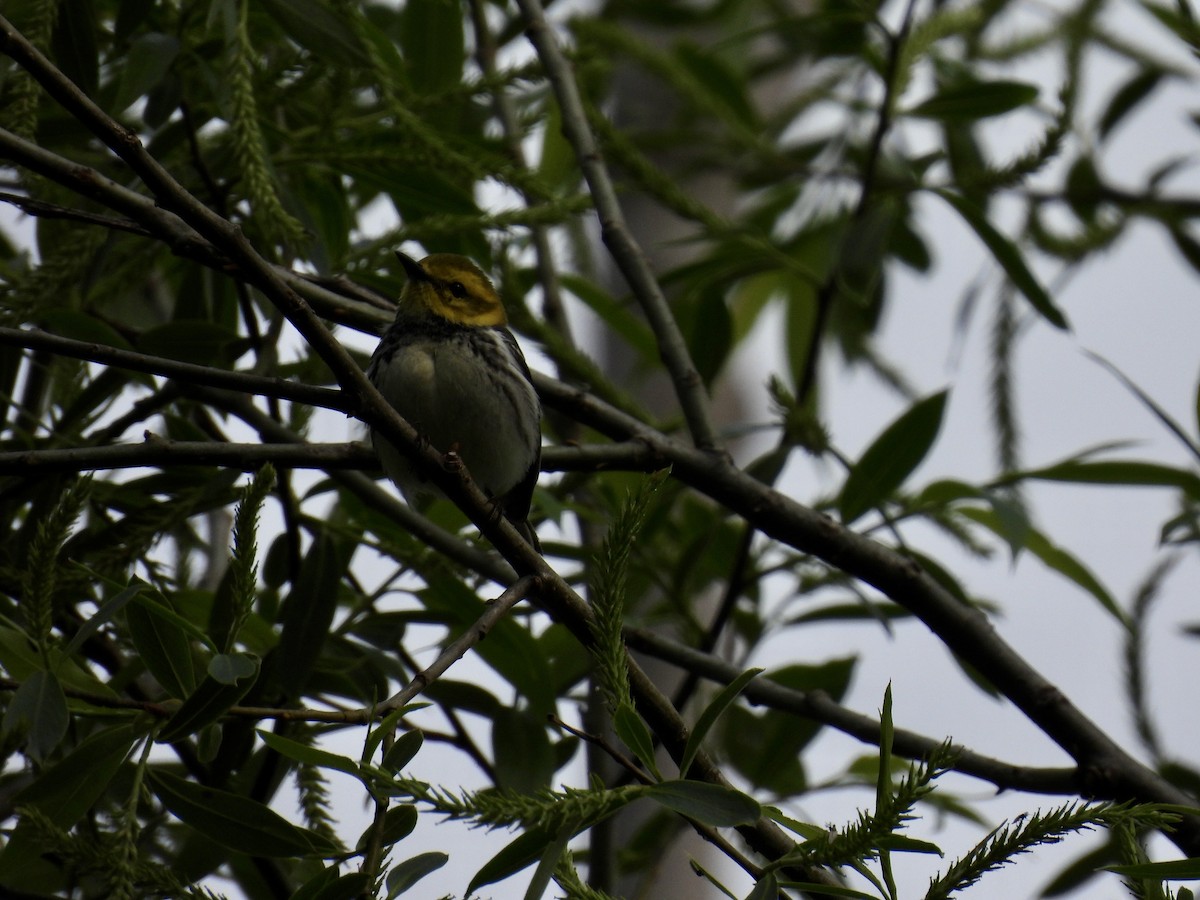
[1,0,1199,897]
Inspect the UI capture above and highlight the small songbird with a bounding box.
[366,251,542,549]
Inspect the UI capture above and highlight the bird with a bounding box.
[366,251,542,550]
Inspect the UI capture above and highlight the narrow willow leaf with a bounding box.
[292,869,369,900]
[644,780,760,827]
[935,190,1069,330]
[1099,67,1164,139]
[468,826,556,894]
[125,594,198,699]
[1104,858,1200,879]
[960,507,1124,623]
[680,667,763,779]
[876,683,894,811]
[64,580,143,658]
[256,730,363,779]
[2,670,69,763]
[386,851,449,897]
[148,770,339,857]
[523,825,573,900]
[15,725,137,827]
[878,833,943,854]
[259,0,369,67]
[1013,458,1200,498]
[1086,349,1200,464]
[840,391,949,524]
[112,32,180,112]
[157,666,259,744]
[744,871,780,900]
[364,707,412,764]
[907,80,1038,120]
[614,703,661,780]
[763,806,826,840]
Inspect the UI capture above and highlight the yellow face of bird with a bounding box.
[397,252,508,327]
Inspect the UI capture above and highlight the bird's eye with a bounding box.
[448,281,468,299]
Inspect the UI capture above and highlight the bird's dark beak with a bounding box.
[395,250,428,283]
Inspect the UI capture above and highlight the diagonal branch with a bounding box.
[514,0,722,454]
[534,374,1200,852]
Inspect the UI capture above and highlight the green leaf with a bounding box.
[126,594,200,698]
[112,32,180,112]
[39,310,135,351]
[877,834,943,854]
[468,826,556,894]
[1099,67,1165,139]
[208,652,258,685]
[523,824,573,900]
[272,530,356,702]
[64,580,144,658]
[2,670,69,763]
[386,851,449,897]
[291,868,370,900]
[559,274,658,364]
[148,770,339,858]
[381,730,425,774]
[51,0,99,96]
[492,707,555,793]
[259,0,369,67]
[157,664,259,744]
[614,702,661,780]
[15,725,137,827]
[1085,349,1200,464]
[934,190,1069,330]
[839,390,949,524]
[1010,458,1200,499]
[359,804,418,850]
[1105,858,1200,879]
[762,805,826,840]
[680,667,763,779]
[644,780,760,827]
[744,872,780,900]
[399,0,464,95]
[674,41,759,127]
[906,80,1039,120]
[722,659,856,794]
[687,286,734,386]
[960,508,1125,624]
[876,684,894,811]
[137,321,244,366]
[256,729,363,779]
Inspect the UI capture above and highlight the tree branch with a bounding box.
[534,374,1200,852]
[0,438,664,477]
[0,326,350,412]
[625,627,1079,797]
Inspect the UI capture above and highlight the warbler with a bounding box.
[366,251,542,550]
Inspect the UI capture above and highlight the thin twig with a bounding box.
[377,577,537,714]
[796,0,919,405]
[0,326,349,412]
[514,0,722,454]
